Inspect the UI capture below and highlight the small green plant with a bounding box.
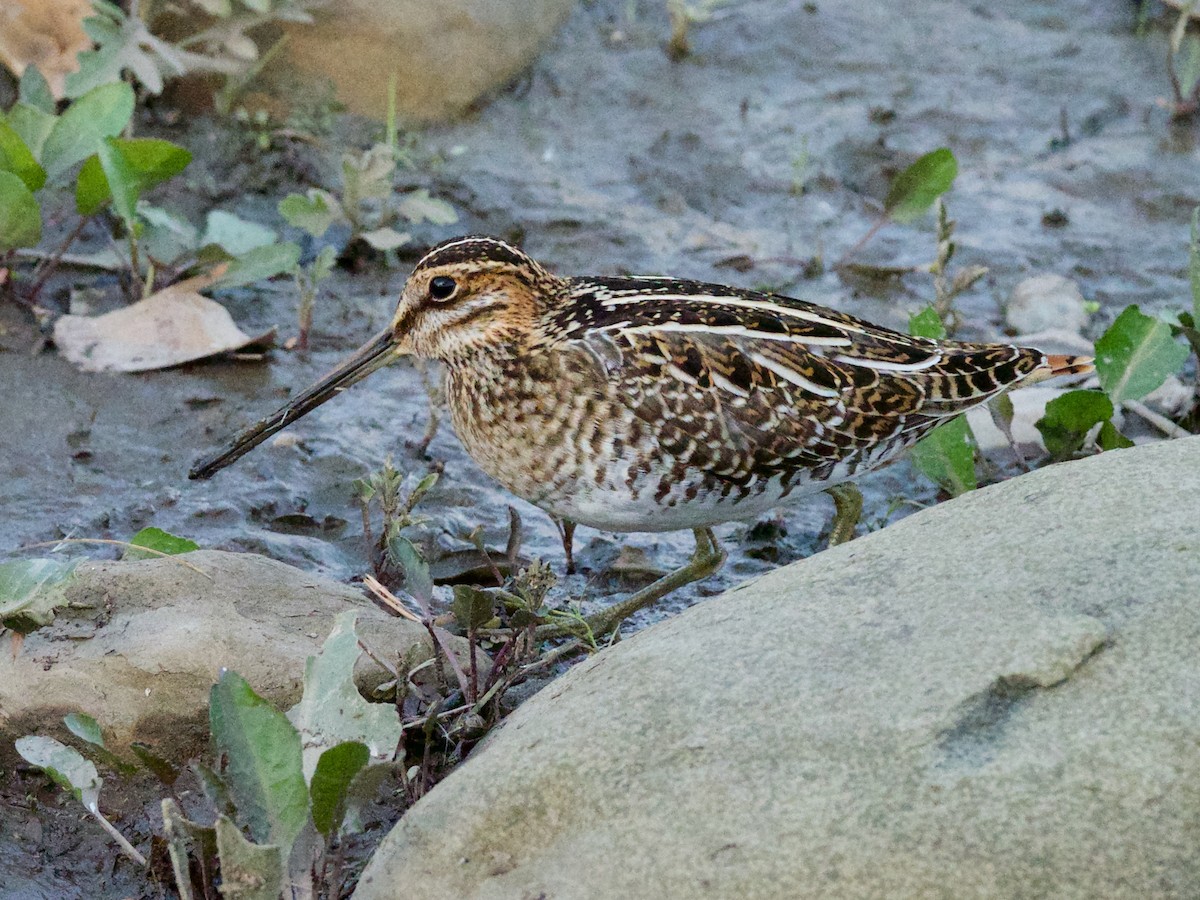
[665,0,736,59]
[0,75,297,306]
[838,146,959,268]
[1035,206,1200,456]
[353,457,440,586]
[278,146,458,257]
[292,244,336,349]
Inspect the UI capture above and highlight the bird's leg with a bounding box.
[571,528,726,639]
[555,518,577,575]
[824,482,863,547]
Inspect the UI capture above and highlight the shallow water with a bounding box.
[2,0,1197,892]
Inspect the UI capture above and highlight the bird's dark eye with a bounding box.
[429,276,457,301]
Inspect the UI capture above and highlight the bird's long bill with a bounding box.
[189,326,399,480]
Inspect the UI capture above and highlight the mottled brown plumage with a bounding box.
[190,236,1091,630]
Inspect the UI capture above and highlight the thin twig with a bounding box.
[88,804,147,866]
[1123,399,1192,439]
[19,539,212,579]
[361,573,422,623]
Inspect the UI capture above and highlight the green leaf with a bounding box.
[201,210,276,256]
[64,712,137,775]
[213,814,283,900]
[124,526,200,560]
[15,735,102,810]
[885,148,958,224]
[1094,305,1190,405]
[286,611,402,780]
[0,171,42,251]
[41,82,135,181]
[63,712,105,747]
[1035,389,1114,460]
[907,305,946,340]
[452,584,495,631]
[0,558,77,633]
[130,742,180,786]
[0,119,46,191]
[360,226,410,251]
[212,241,302,290]
[309,741,370,837]
[278,189,339,237]
[139,203,200,264]
[18,66,56,114]
[397,189,458,226]
[209,670,308,854]
[7,103,57,161]
[1097,420,1135,451]
[78,138,192,222]
[387,535,433,604]
[909,416,977,496]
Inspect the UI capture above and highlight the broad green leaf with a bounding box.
[0,557,77,633]
[7,103,57,161]
[201,210,276,256]
[18,66,55,114]
[885,148,957,224]
[15,735,102,810]
[909,417,977,496]
[0,171,42,251]
[209,670,308,854]
[41,82,135,181]
[0,119,46,191]
[212,241,301,290]
[907,305,946,340]
[124,526,200,560]
[278,189,339,237]
[1035,389,1113,460]
[452,584,495,631]
[1094,305,1189,405]
[309,741,370,837]
[286,611,403,780]
[388,535,433,604]
[214,814,283,900]
[397,189,458,226]
[76,138,191,217]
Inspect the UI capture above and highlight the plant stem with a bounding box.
[27,217,90,302]
[88,805,146,866]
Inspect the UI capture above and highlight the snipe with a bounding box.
[191,236,1092,634]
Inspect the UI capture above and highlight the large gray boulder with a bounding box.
[355,437,1200,899]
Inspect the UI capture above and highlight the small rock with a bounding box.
[0,550,453,762]
[282,0,578,122]
[1006,274,1089,335]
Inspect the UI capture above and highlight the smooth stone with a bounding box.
[0,550,441,762]
[282,0,577,122]
[1005,274,1089,335]
[355,437,1200,899]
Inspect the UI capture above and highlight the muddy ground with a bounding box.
[2,0,1196,896]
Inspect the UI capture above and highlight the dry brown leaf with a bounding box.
[53,270,275,373]
[0,0,92,98]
